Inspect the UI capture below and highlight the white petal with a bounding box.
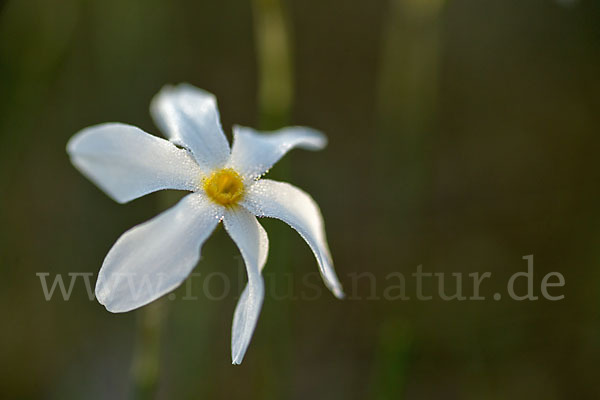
[67,123,203,203]
[150,83,230,170]
[223,207,268,365]
[242,179,344,298]
[95,193,221,312]
[227,125,327,180]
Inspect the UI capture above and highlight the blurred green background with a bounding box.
[1,0,599,398]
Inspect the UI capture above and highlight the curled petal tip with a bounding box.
[231,351,244,365]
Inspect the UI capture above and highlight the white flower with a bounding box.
[67,83,343,364]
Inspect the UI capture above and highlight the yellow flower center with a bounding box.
[203,168,244,207]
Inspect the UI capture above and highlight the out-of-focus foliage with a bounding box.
[1,0,599,398]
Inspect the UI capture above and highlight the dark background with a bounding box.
[1,0,599,398]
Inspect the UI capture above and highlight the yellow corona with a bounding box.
[203,168,244,207]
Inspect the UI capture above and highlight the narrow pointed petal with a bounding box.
[242,179,344,298]
[227,125,327,180]
[223,208,268,365]
[67,123,203,203]
[95,193,221,312]
[150,83,230,170]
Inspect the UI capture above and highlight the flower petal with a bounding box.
[227,125,327,180]
[150,83,230,170]
[242,179,344,298]
[95,193,221,312]
[67,123,203,203]
[223,207,268,365]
